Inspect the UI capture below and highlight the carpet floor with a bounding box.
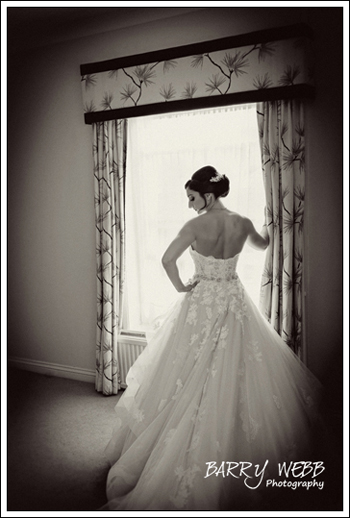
[7,368,122,511]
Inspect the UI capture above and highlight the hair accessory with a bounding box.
[209,173,224,183]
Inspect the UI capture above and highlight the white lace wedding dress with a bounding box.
[101,248,321,510]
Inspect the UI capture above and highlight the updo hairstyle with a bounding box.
[184,166,230,208]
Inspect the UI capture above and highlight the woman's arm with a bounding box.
[245,217,270,251]
[162,221,197,292]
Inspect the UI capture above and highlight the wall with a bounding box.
[303,8,343,383]
[7,8,343,381]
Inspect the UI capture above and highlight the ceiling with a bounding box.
[7,6,204,53]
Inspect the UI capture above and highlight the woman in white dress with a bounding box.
[101,166,322,511]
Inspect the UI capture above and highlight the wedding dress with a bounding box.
[101,248,322,511]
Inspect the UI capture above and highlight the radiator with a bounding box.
[117,335,147,388]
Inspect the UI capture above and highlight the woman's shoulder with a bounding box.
[181,216,203,235]
[226,210,244,220]
[214,210,248,225]
[225,211,251,224]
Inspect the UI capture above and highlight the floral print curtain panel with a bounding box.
[257,100,305,358]
[94,120,127,395]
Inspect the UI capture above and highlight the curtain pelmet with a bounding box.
[81,30,314,121]
[93,119,127,394]
[257,100,305,358]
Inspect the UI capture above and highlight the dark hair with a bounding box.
[184,166,230,208]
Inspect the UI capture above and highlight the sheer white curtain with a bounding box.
[125,104,266,331]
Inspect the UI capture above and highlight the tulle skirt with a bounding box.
[101,278,322,510]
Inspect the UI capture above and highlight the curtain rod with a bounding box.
[80,23,313,76]
[84,84,315,125]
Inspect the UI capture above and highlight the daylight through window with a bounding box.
[124,104,266,332]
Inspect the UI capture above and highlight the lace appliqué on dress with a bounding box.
[164,428,177,446]
[186,303,198,326]
[239,361,261,442]
[218,324,229,350]
[169,464,202,508]
[172,379,184,400]
[301,388,314,408]
[187,432,201,452]
[246,340,263,362]
[240,409,261,443]
[191,399,207,424]
[132,408,145,423]
[273,394,282,409]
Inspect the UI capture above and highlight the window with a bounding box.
[124,104,266,332]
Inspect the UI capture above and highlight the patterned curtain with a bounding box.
[93,119,127,394]
[257,100,305,358]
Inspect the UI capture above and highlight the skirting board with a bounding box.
[8,357,95,384]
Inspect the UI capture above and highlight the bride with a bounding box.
[100,165,322,511]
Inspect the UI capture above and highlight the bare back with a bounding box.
[191,210,249,259]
